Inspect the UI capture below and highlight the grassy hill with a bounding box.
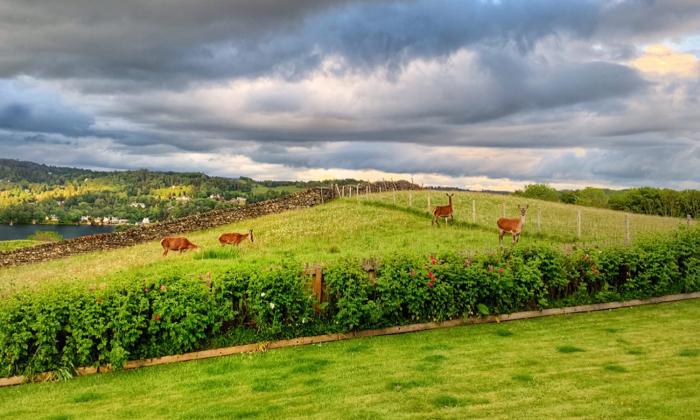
[0,190,689,298]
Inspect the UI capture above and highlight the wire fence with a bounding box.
[337,188,694,248]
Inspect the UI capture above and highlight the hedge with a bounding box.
[1,228,699,378]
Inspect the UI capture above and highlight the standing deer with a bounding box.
[160,236,199,256]
[497,205,529,245]
[432,193,454,226]
[219,229,254,246]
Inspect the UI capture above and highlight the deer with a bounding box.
[432,193,454,226]
[219,229,254,246]
[497,205,529,245]
[160,236,199,256]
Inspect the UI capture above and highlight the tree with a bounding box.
[516,184,560,202]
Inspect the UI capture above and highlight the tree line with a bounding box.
[515,184,700,218]
[0,159,359,225]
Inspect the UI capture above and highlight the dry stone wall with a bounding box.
[0,181,420,268]
[0,188,334,268]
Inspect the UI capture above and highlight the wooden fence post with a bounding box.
[472,199,476,223]
[393,188,397,205]
[335,184,341,198]
[625,214,630,245]
[576,210,581,239]
[320,188,324,204]
[366,185,370,198]
[408,191,413,208]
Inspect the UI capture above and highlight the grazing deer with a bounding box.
[219,229,254,246]
[160,236,199,256]
[432,193,455,226]
[497,205,529,245]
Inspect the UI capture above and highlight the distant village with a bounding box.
[42,196,248,226]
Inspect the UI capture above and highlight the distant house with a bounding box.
[80,216,91,224]
[129,202,146,208]
[208,194,223,201]
[232,197,247,206]
[141,217,151,225]
[47,214,59,223]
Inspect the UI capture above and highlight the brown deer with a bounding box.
[219,229,254,246]
[432,193,454,226]
[160,236,199,256]
[497,205,529,245]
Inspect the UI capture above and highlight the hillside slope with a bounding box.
[0,191,689,298]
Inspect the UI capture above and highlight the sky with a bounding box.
[0,0,699,191]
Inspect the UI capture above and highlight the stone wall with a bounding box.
[0,181,420,268]
[0,188,335,268]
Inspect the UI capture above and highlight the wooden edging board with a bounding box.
[2,291,699,388]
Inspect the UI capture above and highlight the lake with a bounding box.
[0,224,115,241]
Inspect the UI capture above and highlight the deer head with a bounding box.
[517,205,529,217]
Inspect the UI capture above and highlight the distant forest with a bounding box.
[0,159,356,225]
[515,184,700,219]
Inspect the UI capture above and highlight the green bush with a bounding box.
[26,231,63,242]
[1,228,699,378]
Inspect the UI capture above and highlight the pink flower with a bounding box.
[498,267,504,274]
[429,255,438,265]
[427,280,435,288]
[153,314,161,321]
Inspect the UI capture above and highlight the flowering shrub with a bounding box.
[0,228,698,378]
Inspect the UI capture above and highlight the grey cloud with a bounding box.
[0,80,94,136]
[2,0,698,89]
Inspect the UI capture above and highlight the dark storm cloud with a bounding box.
[1,0,699,188]
[2,0,697,88]
[0,80,94,136]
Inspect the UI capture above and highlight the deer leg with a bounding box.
[162,248,168,256]
[498,229,504,245]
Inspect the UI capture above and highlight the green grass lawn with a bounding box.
[0,240,41,252]
[0,193,689,298]
[1,299,698,419]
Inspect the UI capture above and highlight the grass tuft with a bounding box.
[678,348,699,357]
[512,374,535,383]
[193,247,241,260]
[422,354,448,363]
[432,395,461,408]
[603,363,628,373]
[495,329,514,337]
[72,392,102,403]
[556,345,585,353]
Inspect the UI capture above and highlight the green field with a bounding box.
[0,191,688,298]
[1,299,698,419]
[0,240,41,252]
